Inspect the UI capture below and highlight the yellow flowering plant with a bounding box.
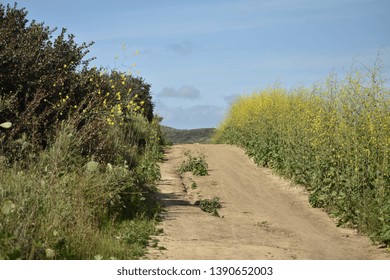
[214,63,390,245]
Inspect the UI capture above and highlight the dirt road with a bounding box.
[147,144,389,260]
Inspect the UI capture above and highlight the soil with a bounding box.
[147,144,390,260]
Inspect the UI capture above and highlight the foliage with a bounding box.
[198,197,222,217]
[0,119,162,259]
[1,3,91,150]
[0,4,164,259]
[178,151,209,176]
[161,126,216,144]
[113,219,160,259]
[213,63,390,245]
[0,3,154,162]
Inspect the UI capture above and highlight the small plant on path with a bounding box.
[197,197,222,217]
[178,151,208,176]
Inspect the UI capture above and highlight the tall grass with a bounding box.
[214,65,390,245]
[0,117,162,260]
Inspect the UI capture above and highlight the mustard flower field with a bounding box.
[214,66,390,245]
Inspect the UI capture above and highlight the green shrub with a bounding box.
[178,151,209,176]
[198,197,222,217]
[0,4,155,162]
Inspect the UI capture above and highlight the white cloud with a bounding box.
[154,100,225,129]
[159,86,200,99]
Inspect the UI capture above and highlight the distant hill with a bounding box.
[161,126,216,144]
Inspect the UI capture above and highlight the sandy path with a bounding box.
[147,144,389,260]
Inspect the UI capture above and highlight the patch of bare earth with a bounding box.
[147,144,390,260]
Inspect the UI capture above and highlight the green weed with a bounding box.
[178,151,209,176]
[198,197,222,217]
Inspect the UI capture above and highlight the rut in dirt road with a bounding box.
[147,144,389,260]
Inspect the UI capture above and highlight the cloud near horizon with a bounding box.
[154,99,225,129]
[158,85,201,99]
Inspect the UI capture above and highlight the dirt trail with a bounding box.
[147,144,389,260]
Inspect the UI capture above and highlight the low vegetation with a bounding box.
[177,153,220,217]
[178,151,209,176]
[161,126,215,144]
[0,4,163,259]
[213,61,390,245]
[197,197,222,217]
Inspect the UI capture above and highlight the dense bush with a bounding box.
[214,64,390,245]
[0,4,163,259]
[1,3,91,148]
[0,3,154,161]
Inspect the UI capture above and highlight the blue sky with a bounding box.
[3,0,390,128]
